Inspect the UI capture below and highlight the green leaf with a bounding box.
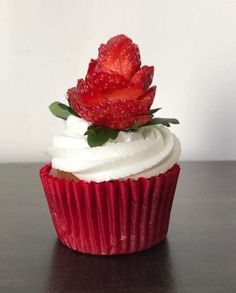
[148,108,162,115]
[49,101,78,120]
[145,117,179,127]
[84,126,119,147]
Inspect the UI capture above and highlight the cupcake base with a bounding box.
[40,164,180,255]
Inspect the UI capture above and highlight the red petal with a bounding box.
[104,85,144,101]
[77,79,102,104]
[67,79,102,109]
[67,86,79,110]
[97,34,141,79]
[86,59,98,80]
[88,70,129,94]
[136,86,156,112]
[131,66,154,91]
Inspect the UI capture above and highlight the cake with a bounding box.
[40,34,181,255]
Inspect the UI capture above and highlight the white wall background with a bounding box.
[1,0,236,162]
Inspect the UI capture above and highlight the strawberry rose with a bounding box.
[67,34,156,130]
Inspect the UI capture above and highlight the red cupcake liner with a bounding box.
[40,163,180,255]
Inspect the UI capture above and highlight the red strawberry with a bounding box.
[131,65,154,91]
[97,34,141,79]
[67,34,156,130]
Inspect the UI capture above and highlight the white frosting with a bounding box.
[48,115,181,182]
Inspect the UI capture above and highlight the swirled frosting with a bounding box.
[48,115,181,182]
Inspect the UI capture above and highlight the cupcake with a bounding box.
[40,34,181,255]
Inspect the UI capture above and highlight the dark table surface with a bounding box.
[0,162,236,293]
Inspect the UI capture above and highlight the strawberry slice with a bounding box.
[86,58,129,93]
[136,86,156,112]
[131,65,154,91]
[104,85,144,101]
[88,70,129,94]
[67,79,102,108]
[66,86,78,107]
[76,79,102,104]
[97,34,141,79]
[86,59,98,80]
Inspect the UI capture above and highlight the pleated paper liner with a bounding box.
[40,163,180,255]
